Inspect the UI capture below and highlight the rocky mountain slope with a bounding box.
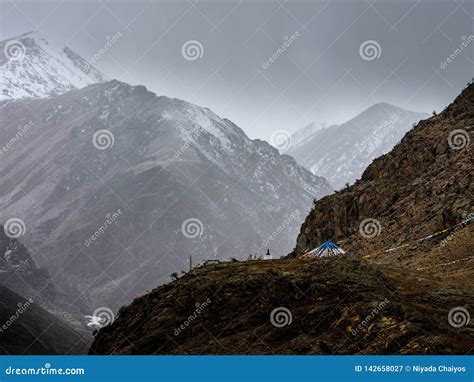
[0,79,332,314]
[0,284,88,354]
[90,84,473,355]
[90,249,473,355]
[286,104,428,189]
[0,31,106,101]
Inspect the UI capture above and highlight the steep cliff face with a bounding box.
[293,84,473,260]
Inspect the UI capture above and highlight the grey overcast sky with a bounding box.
[1,0,473,140]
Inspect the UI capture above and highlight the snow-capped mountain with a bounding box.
[285,103,429,189]
[0,79,332,312]
[0,31,106,101]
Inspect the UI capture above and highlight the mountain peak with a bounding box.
[286,101,429,188]
[363,102,422,116]
[0,32,106,101]
[367,102,400,111]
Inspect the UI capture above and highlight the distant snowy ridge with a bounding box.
[286,103,429,189]
[0,31,106,101]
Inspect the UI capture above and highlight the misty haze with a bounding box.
[0,0,472,357]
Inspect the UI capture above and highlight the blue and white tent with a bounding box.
[301,240,346,258]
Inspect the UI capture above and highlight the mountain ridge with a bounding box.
[0,78,332,315]
[286,103,429,189]
[0,31,106,101]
